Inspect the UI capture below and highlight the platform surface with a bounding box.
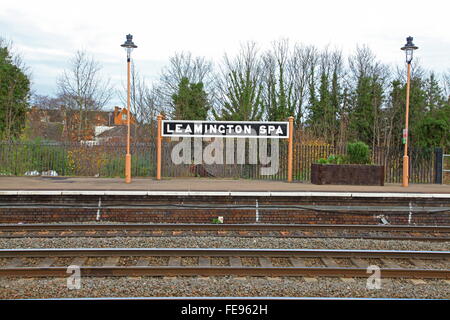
[0,177,448,194]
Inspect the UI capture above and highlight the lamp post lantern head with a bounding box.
[401,36,418,64]
[121,34,137,60]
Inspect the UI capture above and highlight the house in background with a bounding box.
[83,107,137,144]
[113,106,136,126]
[95,125,135,144]
[25,106,137,143]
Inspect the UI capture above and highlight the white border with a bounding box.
[0,190,449,198]
[161,120,290,139]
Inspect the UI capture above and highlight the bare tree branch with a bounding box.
[57,50,114,140]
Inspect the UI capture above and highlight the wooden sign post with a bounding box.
[287,116,294,182]
[156,114,163,180]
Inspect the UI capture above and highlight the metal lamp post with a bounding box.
[121,34,137,184]
[400,36,418,187]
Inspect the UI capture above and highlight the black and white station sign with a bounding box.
[161,120,289,138]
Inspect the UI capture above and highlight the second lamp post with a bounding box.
[121,34,138,183]
[400,36,418,187]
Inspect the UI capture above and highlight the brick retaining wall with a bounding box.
[0,194,448,225]
[0,208,448,225]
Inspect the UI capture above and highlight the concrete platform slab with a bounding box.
[0,177,448,195]
[0,177,448,225]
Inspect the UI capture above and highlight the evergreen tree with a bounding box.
[262,40,296,122]
[214,42,263,121]
[214,69,263,121]
[306,64,318,128]
[407,74,427,146]
[0,44,30,139]
[414,107,450,149]
[307,72,329,137]
[384,79,405,148]
[266,67,289,121]
[348,75,384,146]
[305,50,343,144]
[412,73,449,149]
[424,72,444,112]
[172,77,209,120]
[386,71,448,149]
[329,69,341,144]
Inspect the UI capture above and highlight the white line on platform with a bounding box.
[0,190,449,198]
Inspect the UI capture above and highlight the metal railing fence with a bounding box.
[0,140,442,183]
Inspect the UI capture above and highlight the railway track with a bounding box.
[0,248,448,279]
[1,223,449,241]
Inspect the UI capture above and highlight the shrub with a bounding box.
[347,141,370,164]
[328,154,346,164]
[0,139,69,175]
[316,154,346,165]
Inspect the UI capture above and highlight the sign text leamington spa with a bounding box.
[162,120,289,138]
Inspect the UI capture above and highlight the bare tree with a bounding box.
[117,62,161,142]
[157,52,214,117]
[261,39,296,121]
[289,44,317,125]
[214,41,264,121]
[442,70,450,101]
[118,61,160,124]
[304,45,320,125]
[57,50,113,140]
[348,45,391,149]
[30,94,63,110]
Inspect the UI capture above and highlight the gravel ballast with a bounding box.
[0,276,448,299]
[0,236,448,299]
[0,236,449,251]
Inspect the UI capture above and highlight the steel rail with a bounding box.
[0,248,448,259]
[2,234,447,241]
[0,248,448,278]
[0,223,449,241]
[1,223,449,232]
[0,266,448,278]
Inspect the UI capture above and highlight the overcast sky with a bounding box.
[1,0,449,108]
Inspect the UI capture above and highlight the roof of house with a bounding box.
[96,125,138,138]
